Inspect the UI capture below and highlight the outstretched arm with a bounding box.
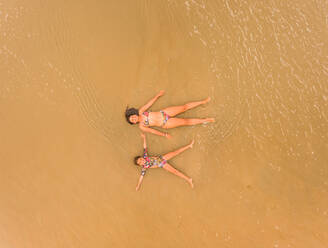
[139,90,165,114]
[140,133,147,149]
[140,126,172,138]
[136,172,145,191]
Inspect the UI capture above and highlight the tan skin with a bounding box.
[135,133,194,191]
[129,90,215,138]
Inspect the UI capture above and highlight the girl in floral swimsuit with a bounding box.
[134,133,194,191]
[125,90,215,138]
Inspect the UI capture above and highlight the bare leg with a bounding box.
[163,163,193,188]
[162,97,211,117]
[163,117,215,129]
[163,140,194,161]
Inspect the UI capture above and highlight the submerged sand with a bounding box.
[0,0,327,247]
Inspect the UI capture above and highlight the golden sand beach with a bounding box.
[1,0,327,247]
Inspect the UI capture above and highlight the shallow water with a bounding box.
[1,0,328,247]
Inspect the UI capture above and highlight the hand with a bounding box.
[165,133,172,139]
[158,90,165,97]
[189,139,195,148]
[188,178,194,188]
[140,133,145,139]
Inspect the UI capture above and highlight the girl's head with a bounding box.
[125,107,139,125]
[134,156,145,166]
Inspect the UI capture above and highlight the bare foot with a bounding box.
[203,118,215,124]
[158,90,165,97]
[188,178,194,188]
[203,97,211,104]
[166,134,172,139]
[188,139,195,149]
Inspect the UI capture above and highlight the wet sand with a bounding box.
[1,0,328,247]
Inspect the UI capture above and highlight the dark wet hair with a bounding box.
[134,156,142,166]
[125,107,139,125]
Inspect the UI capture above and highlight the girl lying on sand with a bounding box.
[125,90,214,138]
[134,133,194,191]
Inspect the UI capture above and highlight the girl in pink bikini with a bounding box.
[125,90,214,138]
[135,133,194,191]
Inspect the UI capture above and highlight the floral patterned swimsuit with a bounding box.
[142,112,150,126]
[141,148,167,176]
[142,111,170,127]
